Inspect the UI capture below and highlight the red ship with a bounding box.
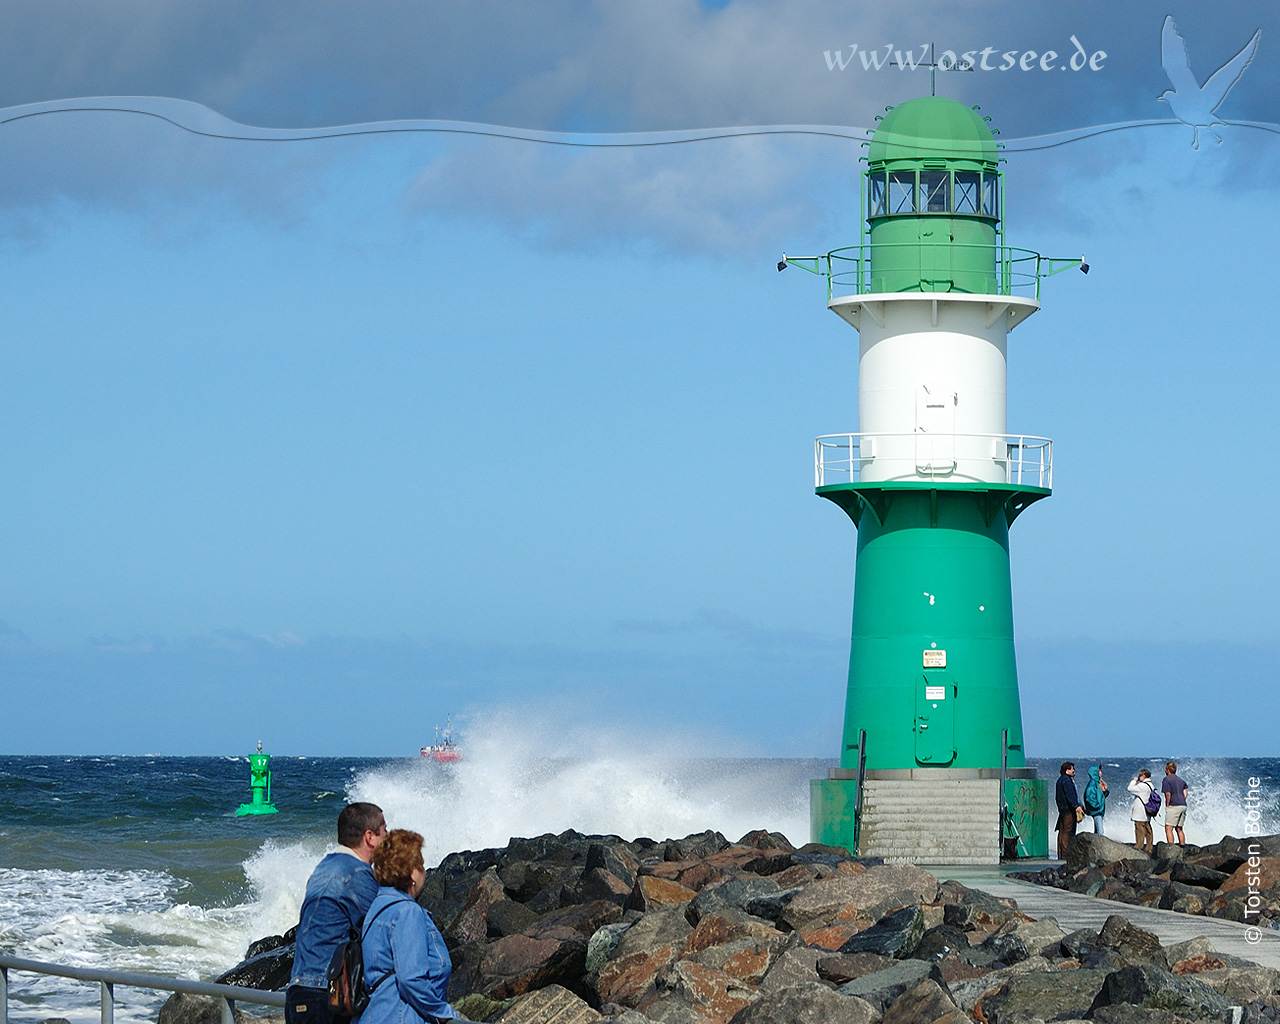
[421,717,461,763]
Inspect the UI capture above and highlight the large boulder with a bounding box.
[495,984,600,1023]
[476,931,589,999]
[1097,914,1165,966]
[836,959,934,1011]
[941,887,1020,933]
[157,994,252,1024]
[1088,964,1237,1020]
[215,944,294,991]
[727,981,877,1024]
[687,878,781,924]
[880,979,966,1024]
[979,967,1110,1023]
[837,905,925,959]
[1068,833,1152,870]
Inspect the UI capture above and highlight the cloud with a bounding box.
[0,3,1274,250]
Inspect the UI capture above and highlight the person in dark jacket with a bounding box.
[1055,762,1083,860]
[361,829,460,1024]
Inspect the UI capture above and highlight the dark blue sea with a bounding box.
[1,744,1276,1023]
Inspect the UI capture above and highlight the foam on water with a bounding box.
[345,714,814,867]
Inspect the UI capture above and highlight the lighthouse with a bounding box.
[786,96,1082,864]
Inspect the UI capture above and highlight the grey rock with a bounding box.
[216,943,294,991]
[1170,862,1231,890]
[836,958,933,1011]
[881,979,965,1024]
[612,905,691,961]
[1067,833,1152,870]
[1088,964,1236,1020]
[982,916,1066,964]
[1098,915,1165,966]
[817,951,895,984]
[599,1011,650,1024]
[486,899,540,938]
[585,921,633,972]
[839,905,925,959]
[1162,937,1217,970]
[584,843,639,889]
[755,946,824,994]
[1091,1008,1192,1024]
[688,877,780,924]
[729,981,878,1024]
[910,923,972,961]
[943,888,1021,932]
[159,993,252,1024]
[495,984,602,1024]
[981,967,1110,1023]
[742,886,803,924]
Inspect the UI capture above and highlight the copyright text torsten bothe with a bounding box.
[1243,776,1269,944]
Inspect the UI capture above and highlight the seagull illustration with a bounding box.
[1159,15,1261,149]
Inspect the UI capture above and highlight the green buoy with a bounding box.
[235,741,279,816]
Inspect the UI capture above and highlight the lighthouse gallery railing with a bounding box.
[816,433,1052,489]
[784,243,1082,302]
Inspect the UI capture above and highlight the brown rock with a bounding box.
[684,914,738,955]
[657,961,756,1024]
[1220,855,1280,893]
[799,922,862,951]
[577,867,632,903]
[881,979,966,1024]
[1171,954,1228,974]
[495,983,601,1024]
[627,875,697,912]
[769,864,820,890]
[477,932,587,999]
[674,862,725,892]
[595,948,679,1008]
[737,830,796,852]
[834,861,869,876]
[525,900,622,940]
[707,941,775,985]
[449,867,507,945]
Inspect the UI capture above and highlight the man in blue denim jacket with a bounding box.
[286,802,386,1024]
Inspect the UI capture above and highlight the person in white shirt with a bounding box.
[1127,769,1156,853]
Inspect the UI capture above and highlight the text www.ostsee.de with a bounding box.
[824,37,1107,73]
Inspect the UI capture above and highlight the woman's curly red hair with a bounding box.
[371,829,424,892]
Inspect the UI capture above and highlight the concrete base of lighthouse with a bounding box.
[811,770,1048,864]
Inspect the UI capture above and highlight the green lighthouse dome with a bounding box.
[868,95,999,169]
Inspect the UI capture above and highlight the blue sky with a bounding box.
[1,1,1277,756]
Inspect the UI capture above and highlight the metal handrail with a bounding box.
[784,243,1081,302]
[0,954,285,1024]
[815,432,1053,489]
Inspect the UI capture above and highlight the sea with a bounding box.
[2,738,1277,1024]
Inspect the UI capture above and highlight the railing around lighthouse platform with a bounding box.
[815,433,1052,489]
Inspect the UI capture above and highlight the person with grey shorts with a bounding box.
[1161,761,1189,845]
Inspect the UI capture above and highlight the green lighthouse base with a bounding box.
[811,771,1047,863]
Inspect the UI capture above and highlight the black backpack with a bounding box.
[326,902,394,1019]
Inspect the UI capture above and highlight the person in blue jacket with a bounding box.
[288,802,386,1024]
[1083,765,1110,836]
[362,829,460,1024]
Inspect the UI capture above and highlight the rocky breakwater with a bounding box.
[1017,832,1280,928]
[219,828,1280,1024]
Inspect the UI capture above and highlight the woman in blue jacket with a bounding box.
[362,830,459,1024]
[1083,765,1109,836]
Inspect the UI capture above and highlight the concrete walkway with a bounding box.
[923,861,1280,971]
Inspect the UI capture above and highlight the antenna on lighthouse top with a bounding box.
[905,43,975,94]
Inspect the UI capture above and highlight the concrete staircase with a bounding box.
[859,778,1001,865]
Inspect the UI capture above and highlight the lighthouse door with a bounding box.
[916,384,956,476]
[915,674,956,765]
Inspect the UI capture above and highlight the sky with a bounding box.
[0,0,1278,756]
